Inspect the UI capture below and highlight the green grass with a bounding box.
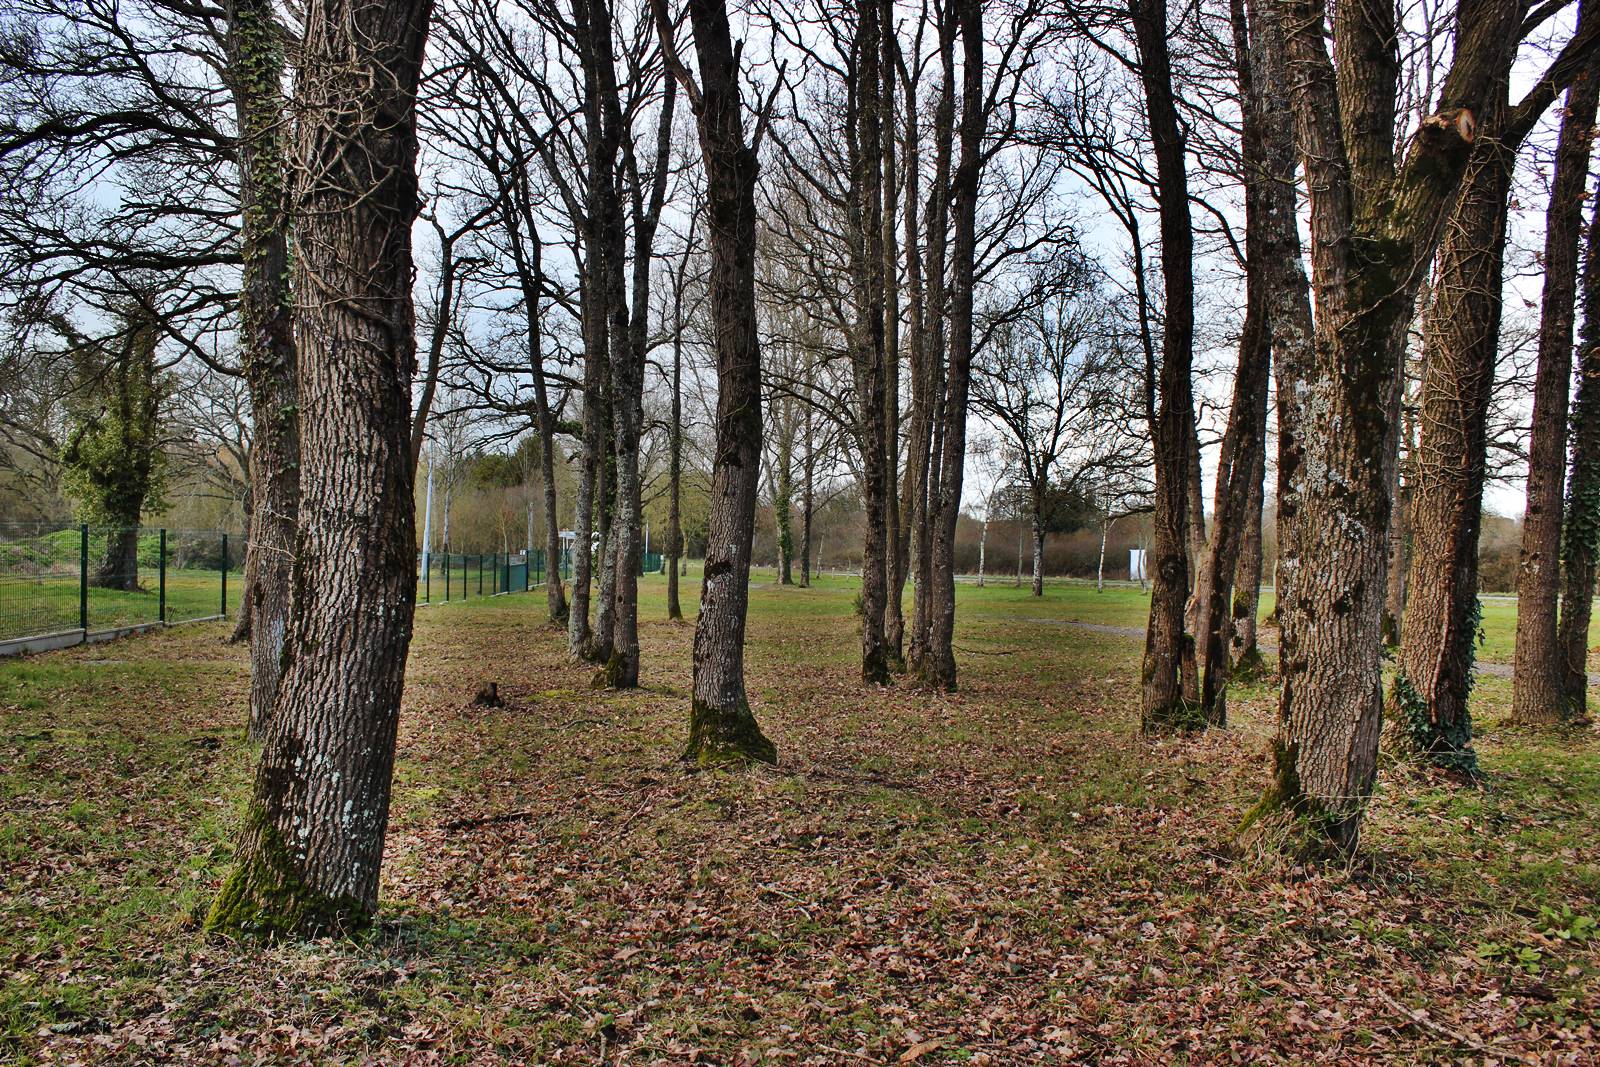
[0,569,237,642]
[0,569,1595,1062]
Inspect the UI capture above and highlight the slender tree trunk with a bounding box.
[1557,188,1600,716]
[881,0,906,667]
[1030,518,1044,597]
[206,0,430,935]
[799,392,815,589]
[225,0,298,737]
[978,510,988,587]
[661,0,776,764]
[1514,38,1600,724]
[1382,372,1415,646]
[1134,0,1197,730]
[1096,515,1108,593]
[906,13,951,677]
[775,430,795,585]
[919,0,984,691]
[1197,0,1274,724]
[568,425,597,655]
[848,0,893,685]
[1231,444,1267,675]
[667,262,686,620]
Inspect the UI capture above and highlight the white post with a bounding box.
[421,452,435,575]
[1097,517,1108,593]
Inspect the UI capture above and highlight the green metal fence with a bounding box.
[418,544,668,606]
[0,522,241,654]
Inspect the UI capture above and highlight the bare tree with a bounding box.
[653,0,778,763]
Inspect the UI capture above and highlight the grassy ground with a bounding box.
[1,573,1596,1063]
[0,571,237,643]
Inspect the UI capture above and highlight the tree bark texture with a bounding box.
[1557,191,1600,716]
[1389,130,1514,775]
[206,0,431,935]
[919,0,984,692]
[225,0,299,739]
[850,0,894,686]
[1513,35,1600,724]
[660,0,777,764]
[1257,0,1517,852]
[1134,0,1197,731]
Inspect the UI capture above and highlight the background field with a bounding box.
[1,573,1595,1062]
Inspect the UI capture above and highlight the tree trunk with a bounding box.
[1196,0,1275,725]
[225,0,298,737]
[1514,38,1600,724]
[667,262,686,620]
[1255,0,1514,853]
[1030,518,1044,597]
[1557,185,1600,716]
[1387,130,1513,775]
[849,0,893,686]
[505,186,568,628]
[919,0,983,691]
[799,392,815,589]
[881,0,906,668]
[661,0,776,765]
[1134,0,1197,731]
[905,10,951,678]
[94,527,140,591]
[1231,446,1267,675]
[207,0,429,935]
[775,430,795,585]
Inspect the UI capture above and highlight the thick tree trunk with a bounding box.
[1255,0,1513,852]
[206,0,429,935]
[1134,0,1197,730]
[94,527,140,591]
[1388,132,1513,775]
[1514,41,1600,724]
[919,0,984,692]
[663,0,776,764]
[1557,189,1600,716]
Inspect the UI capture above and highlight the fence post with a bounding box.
[220,533,228,618]
[463,553,468,600]
[79,524,89,633]
[478,554,484,595]
[159,529,167,624]
[445,552,451,602]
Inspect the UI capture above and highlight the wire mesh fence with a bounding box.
[0,522,240,652]
[416,546,663,604]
